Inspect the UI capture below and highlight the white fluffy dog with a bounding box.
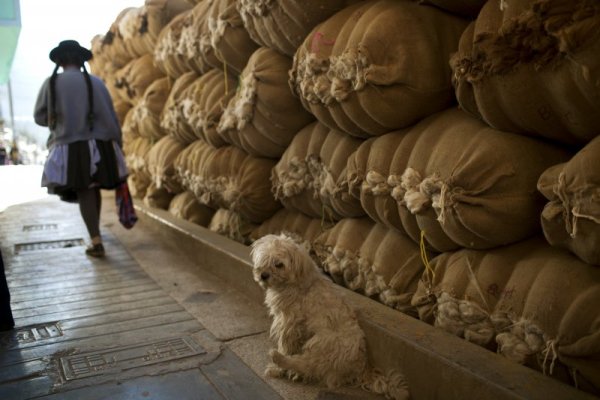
[251,234,409,399]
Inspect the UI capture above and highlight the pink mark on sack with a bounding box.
[311,32,335,54]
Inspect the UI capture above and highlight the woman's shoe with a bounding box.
[85,243,105,258]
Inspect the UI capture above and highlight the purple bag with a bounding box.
[115,182,137,229]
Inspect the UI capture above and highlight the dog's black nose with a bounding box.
[260,272,270,281]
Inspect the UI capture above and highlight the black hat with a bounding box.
[49,40,93,64]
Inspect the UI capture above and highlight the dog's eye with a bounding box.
[274,262,284,269]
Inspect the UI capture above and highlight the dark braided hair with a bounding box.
[48,51,95,131]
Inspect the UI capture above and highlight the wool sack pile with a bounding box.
[272,122,364,221]
[131,77,172,142]
[538,136,600,265]
[154,10,197,78]
[114,54,166,106]
[208,208,258,244]
[313,218,425,313]
[451,0,600,145]
[346,109,571,252]
[290,0,468,138]
[236,0,357,57]
[411,237,600,394]
[168,190,216,226]
[218,47,314,158]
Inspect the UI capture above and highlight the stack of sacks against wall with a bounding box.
[411,237,600,394]
[313,218,425,314]
[174,140,281,225]
[168,191,215,226]
[178,70,236,147]
[131,77,172,142]
[451,0,600,145]
[290,0,468,138]
[250,209,334,250]
[218,47,314,158]
[155,10,197,78]
[538,136,600,265]
[411,0,486,18]
[272,122,364,221]
[146,136,187,194]
[346,109,571,252]
[237,0,360,57]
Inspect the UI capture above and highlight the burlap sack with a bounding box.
[128,172,152,199]
[125,137,153,176]
[146,136,187,194]
[313,218,423,313]
[144,181,175,209]
[122,108,140,152]
[250,208,332,246]
[101,8,138,68]
[412,237,600,394]
[173,140,214,198]
[347,109,571,252]
[218,47,315,158]
[132,77,172,141]
[209,208,258,244]
[181,69,236,147]
[272,122,364,221]
[112,98,132,127]
[414,0,486,18]
[168,190,215,226]
[206,0,259,75]
[190,145,281,223]
[237,0,357,57]
[538,136,600,265]
[290,0,468,138]
[154,10,196,78]
[161,71,199,144]
[451,0,600,145]
[178,1,222,74]
[114,54,166,106]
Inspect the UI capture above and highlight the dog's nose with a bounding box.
[260,272,270,281]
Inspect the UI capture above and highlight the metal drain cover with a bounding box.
[22,224,58,232]
[59,337,206,381]
[14,239,85,254]
[0,322,63,349]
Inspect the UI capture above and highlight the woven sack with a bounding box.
[290,0,468,138]
[114,54,166,106]
[143,181,175,209]
[181,69,236,147]
[133,77,172,141]
[538,136,600,265]
[347,109,571,252]
[209,208,258,244]
[412,237,600,394]
[168,190,215,226]
[146,135,187,193]
[313,218,424,313]
[250,208,332,246]
[237,0,358,57]
[161,71,199,144]
[218,47,314,158]
[127,172,152,199]
[272,122,364,221]
[154,10,196,78]
[451,0,600,145]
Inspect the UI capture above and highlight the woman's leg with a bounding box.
[77,187,102,244]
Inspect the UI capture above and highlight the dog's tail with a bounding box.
[360,368,410,400]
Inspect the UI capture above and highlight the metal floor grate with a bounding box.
[22,224,58,232]
[14,239,85,254]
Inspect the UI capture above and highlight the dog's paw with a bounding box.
[269,349,284,363]
[265,363,285,378]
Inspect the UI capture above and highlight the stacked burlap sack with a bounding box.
[146,135,187,194]
[131,77,172,142]
[160,71,199,144]
[250,209,333,248]
[208,208,258,244]
[451,0,600,145]
[347,109,571,252]
[218,47,314,158]
[236,0,358,57]
[538,136,600,265]
[411,237,600,394]
[168,190,215,226]
[144,182,175,209]
[290,0,468,137]
[313,218,426,314]
[272,122,364,221]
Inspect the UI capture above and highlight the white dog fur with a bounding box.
[251,234,409,399]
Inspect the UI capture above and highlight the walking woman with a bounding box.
[34,40,127,257]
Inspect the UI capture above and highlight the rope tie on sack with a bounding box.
[466,257,491,313]
[554,172,600,238]
[542,339,558,376]
[420,230,435,288]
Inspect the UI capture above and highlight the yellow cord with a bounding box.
[420,230,435,285]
